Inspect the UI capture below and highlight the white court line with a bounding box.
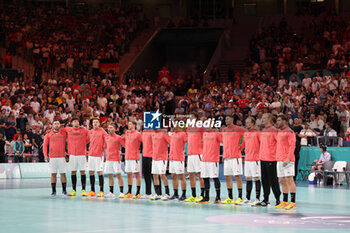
[66,223,221,233]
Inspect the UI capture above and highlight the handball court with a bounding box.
[1,179,350,233]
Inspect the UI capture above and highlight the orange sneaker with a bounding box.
[97,192,104,197]
[275,201,289,208]
[87,191,96,197]
[285,202,297,210]
[133,194,141,199]
[122,193,133,198]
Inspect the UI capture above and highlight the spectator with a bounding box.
[0,133,5,163]
[300,123,317,146]
[337,104,350,138]
[23,133,33,162]
[13,134,24,163]
[323,123,337,137]
[311,145,331,172]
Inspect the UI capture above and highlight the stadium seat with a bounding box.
[345,162,350,186]
[325,161,347,185]
[343,141,350,147]
[315,161,335,185]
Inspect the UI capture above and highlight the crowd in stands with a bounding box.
[0,5,350,163]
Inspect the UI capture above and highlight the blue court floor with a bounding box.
[1,179,350,233]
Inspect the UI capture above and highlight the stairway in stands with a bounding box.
[217,18,260,83]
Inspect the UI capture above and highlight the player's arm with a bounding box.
[43,134,49,162]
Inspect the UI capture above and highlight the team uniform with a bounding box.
[276,127,296,178]
[222,125,246,176]
[187,127,204,173]
[151,131,171,175]
[142,129,154,197]
[258,126,281,206]
[122,130,142,173]
[242,129,261,177]
[61,127,90,196]
[88,128,107,172]
[169,131,187,174]
[43,130,68,174]
[241,128,262,205]
[104,133,123,174]
[199,131,222,203]
[88,128,107,196]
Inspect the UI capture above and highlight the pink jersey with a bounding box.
[152,131,171,161]
[89,128,107,157]
[276,126,296,162]
[142,130,153,158]
[259,126,278,161]
[202,131,222,163]
[61,127,90,156]
[241,129,260,161]
[122,130,142,160]
[169,131,187,161]
[105,133,123,161]
[43,130,67,158]
[222,125,246,159]
[187,127,204,155]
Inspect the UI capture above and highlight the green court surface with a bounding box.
[1,179,350,233]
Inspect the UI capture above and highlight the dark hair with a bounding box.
[92,117,100,122]
[71,117,79,122]
[277,115,288,122]
[320,144,327,152]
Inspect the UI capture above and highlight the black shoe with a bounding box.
[169,195,179,200]
[51,192,56,197]
[179,195,186,201]
[275,200,281,207]
[62,191,67,195]
[198,198,210,203]
[257,200,270,207]
[214,197,221,204]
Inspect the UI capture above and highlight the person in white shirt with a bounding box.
[299,124,317,146]
[278,76,288,88]
[311,77,320,93]
[311,145,331,172]
[302,73,312,89]
[44,108,56,123]
[289,76,299,88]
[328,75,338,91]
[337,104,350,138]
[30,96,41,113]
[97,93,108,112]
[295,59,303,73]
[323,123,337,137]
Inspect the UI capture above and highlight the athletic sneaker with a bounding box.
[149,194,162,200]
[119,192,125,198]
[88,191,96,197]
[251,199,260,206]
[240,199,251,205]
[133,194,141,199]
[140,194,152,199]
[285,202,297,210]
[82,190,88,197]
[161,194,170,201]
[169,195,179,201]
[214,197,221,204]
[220,197,234,204]
[68,190,77,196]
[179,195,186,201]
[97,192,104,197]
[234,198,243,205]
[198,198,211,204]
[62,191,67,196]
[275,201,289,209]
[184,196,197,202]
[196,196,204,202]
[51,192,56,197]
[105,192,115,198]
[256,200,270,207]
[122,193,133,199]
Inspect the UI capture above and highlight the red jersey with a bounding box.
[142,130,153,158]
[89,128,107,157]
[276,126,296,162]
[222,125,246,159]
[152,131,171,161]
[259,126,278,161]
[105,133,123,161]
[169,131,187,161]
[61,127,90,156]
[202,131,222,163]
[43,130,67,158]
[241,129,260,161]
[122,130,142,160]
[187,127,204,155]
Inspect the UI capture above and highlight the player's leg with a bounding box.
[199,177,210,203]
[186,173,197,200]
[252,177,261,205]
[89,170,96,196]
[222,159,234,204]
[69,171,77,196]
[170,173,179,200]
[233,158,244,204]
[106,174,115,198]
[97,170,104,197]
[60,173,67,195]
[245,177,252,202]
[285,176,296,209]
[259,161,271,205]
[276,177,288,208]
[179,173,187,200]
[80,170,87,196]
[68,155,78,196]
[214,177,221,204]
[270,161,281,206]
[160,173,169,200]
[116,173,124,197]
[198,173,205,198]
[125,172,133,198]
[134,172,141,198]
[234,175,243,204]
[142,156,152,198]
[51,173,57,196]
